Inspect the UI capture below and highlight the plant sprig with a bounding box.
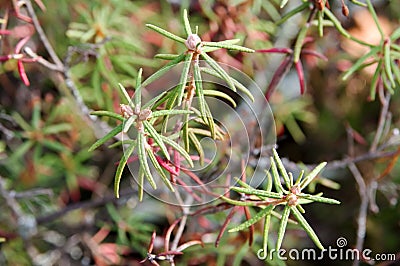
[223,149,340,252]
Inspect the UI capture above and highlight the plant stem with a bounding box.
[365,0,385,39]
[25,0,64,69]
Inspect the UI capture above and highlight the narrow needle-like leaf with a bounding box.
[114,141,136,198]
[90,111,124,121]
[138,133,157,189]
[270,158,286,194]
[194,61,215,137]
[299,194,341,204]
[118,83,133,105]
[146,150,174,191]
[276,205,290,251]
[230,187,282,199]
[202,41,255,53]
[159,134,194,167]
[290,206,324,250]
[272,149,291,189]
[177,53,194,106]
[228,205,274,232]
[142,53,186,87]
[384,42,395,87]
[89,124,123,151]
[201,52,236,92]
[183,9,192,36]
[299,162,327,190]
[143,121,170,160]
[189,131,204,165]
[135,68,143,107]
[146,24,186,44]
[263,213,271,255]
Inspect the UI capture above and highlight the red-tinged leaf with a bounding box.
[257,48,292,54]
[181,168,208,189]
[148,231,156,253]
[175,177,203,202]
[15,36,30,53]
[92,226,111,243]
[295,60,306,94]
[265,56,293,100]
[165,218,182,252]
[0,55,12,62]
[115,155,138,165]
[155,156,178,176]
[18,60,30,86]
[0,30,11,35]
[215,206,239,247]
[301,49,328,61]
[174,149,181,177]
[157,251,184,256]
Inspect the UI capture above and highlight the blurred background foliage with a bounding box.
[0,0,399,265]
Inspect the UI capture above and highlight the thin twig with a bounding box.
[370,86,391,152]
[24,0,63,69]
[348,163,368,266]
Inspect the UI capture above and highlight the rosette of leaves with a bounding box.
[143,9,255,151]
[89,69,193,199]
[221,149,340,252]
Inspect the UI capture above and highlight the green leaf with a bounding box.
[201,39,240,52]
[143,121,170,160]
[123,116,136,133]
[262,212,271,255]
[203,90,237,107]
[299,194,341,204]
[384,43,396,87]
[177,52,194,106]
[189,131,204,165]
[155,54,180,60]
[118,83,133,105]
[142,53,186,87]
[183,9,192,36]
[90,111,124,121]
[369,60,382,100]
[114,141,136,198]
[194,61,215,137]
[280,0,289,8]
[145,146,174,191]
[182,112,190,152]
[270,157,286,194]
[137,166,145,201]
[277,2,310,26]
[135,68,143,108]
[200,67,254,101]
[202,42,254,53]
[272,149,291,189]
[230,187,282,199]
[201,52,236,92]
[299,162,327,190]
[342,46,380,80]
[138,133,157,189]
[159,134,194,167]
[151,109,193,117]
[142,91,168,110]
[42,123,72,135]
[89,124,123,151]
[293,26,308,63]
[228,205,274,232]
[276,205,290,251]
[146,24,186,44]
[324,9,351,39]
[290,206,324,250]
[390,58,400,85]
